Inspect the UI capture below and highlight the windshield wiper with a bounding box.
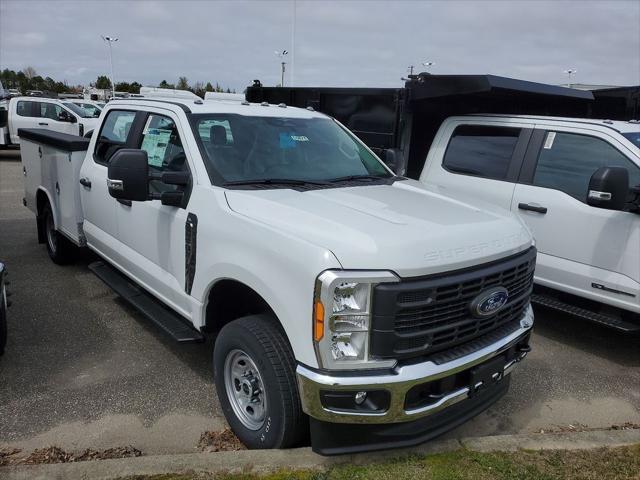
[223,178,330,187]
[328,174,393,183]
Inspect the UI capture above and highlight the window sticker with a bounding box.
[142,128,172,167]
[543,131,556,149]
[279,132,309,149]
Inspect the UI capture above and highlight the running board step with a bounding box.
[531,293,640,333]
[89,261,204,342]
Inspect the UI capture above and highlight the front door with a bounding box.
[37,101,77,136]
[114,109,193,316]
[512,128,640,308]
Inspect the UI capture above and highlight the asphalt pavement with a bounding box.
[1,149,639,455]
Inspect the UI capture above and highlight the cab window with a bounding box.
[16,101,35,117]
[39,103,64,121]
[138,114,188,193]
[94,110,136,164]
[533,132,640,203]
[442,125,521,180]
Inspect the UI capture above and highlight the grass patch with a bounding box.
[123,444,640,480]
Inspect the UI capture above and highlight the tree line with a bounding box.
[1,67,77,94]
[1,68,235,98]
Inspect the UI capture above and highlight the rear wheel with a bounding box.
[42,203,75,264]
[214,314,307,449]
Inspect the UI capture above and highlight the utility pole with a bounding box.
[101,35,118,99]
[407,65,414,76]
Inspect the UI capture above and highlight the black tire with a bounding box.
[42,203,75,265]
[214,314,308,449]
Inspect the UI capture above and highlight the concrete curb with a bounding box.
[2,429,639,480]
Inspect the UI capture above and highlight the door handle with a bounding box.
[518,202,547,214]
[79,177,92,189]
[117,199,132,207]
[38,122,49,126]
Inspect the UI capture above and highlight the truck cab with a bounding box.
[19,94,536,454]
[421,115,640,330]
[6,96,99,145]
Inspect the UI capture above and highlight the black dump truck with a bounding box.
[246,73,637,178]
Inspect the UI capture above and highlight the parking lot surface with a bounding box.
[1,150,639,455]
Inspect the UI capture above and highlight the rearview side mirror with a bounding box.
[587,166,629,211]
[58,111,76,123]
[385,148,407,176]
[107,149,149,202]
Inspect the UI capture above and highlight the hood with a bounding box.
[80,117,99,131]
[225,179,532,277]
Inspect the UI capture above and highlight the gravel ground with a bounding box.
[0,149,638,455]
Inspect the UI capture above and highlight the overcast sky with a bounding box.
[1,0,638,91]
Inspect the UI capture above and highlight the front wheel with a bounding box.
[214,314,307,449]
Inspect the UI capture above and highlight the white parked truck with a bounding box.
[0,96,99,147]
[247,76,640,333]
[420,115,640,332]
[19,95,535,454]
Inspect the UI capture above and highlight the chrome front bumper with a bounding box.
[296,304,533,424]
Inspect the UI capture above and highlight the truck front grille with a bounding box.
[370,247,536,360]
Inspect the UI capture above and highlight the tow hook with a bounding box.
[516,344,531,361]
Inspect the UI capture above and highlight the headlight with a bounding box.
[313,270,399,370]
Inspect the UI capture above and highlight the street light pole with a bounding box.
[563,69,577,88]
[422,61,435,71]
[275,50,288,87]
[101,35,118,99]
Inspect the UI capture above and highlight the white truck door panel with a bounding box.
[80,109,138,258]
[10,99,38,143]
[114,111,193,315]
[116,201,190,314]
[420,120,532,211]
[513,128,640,311]
[79,160,119,256]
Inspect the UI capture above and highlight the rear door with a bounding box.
[512,126,640,309]
[79,108,138,258]
[10,100,39,142]
[420,119,532,211]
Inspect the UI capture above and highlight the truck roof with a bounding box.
[107,96,327,119]
[465,113,640,134]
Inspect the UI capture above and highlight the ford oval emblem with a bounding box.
[470,287,509,318]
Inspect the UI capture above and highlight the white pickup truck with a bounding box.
[0,96,99,147]
[19,95,535,454]
[420,115,640,332]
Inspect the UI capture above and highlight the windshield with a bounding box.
[622,131,640,149]
[79,103,102,117]
[192,114,392,185]
[63,102,91,118]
